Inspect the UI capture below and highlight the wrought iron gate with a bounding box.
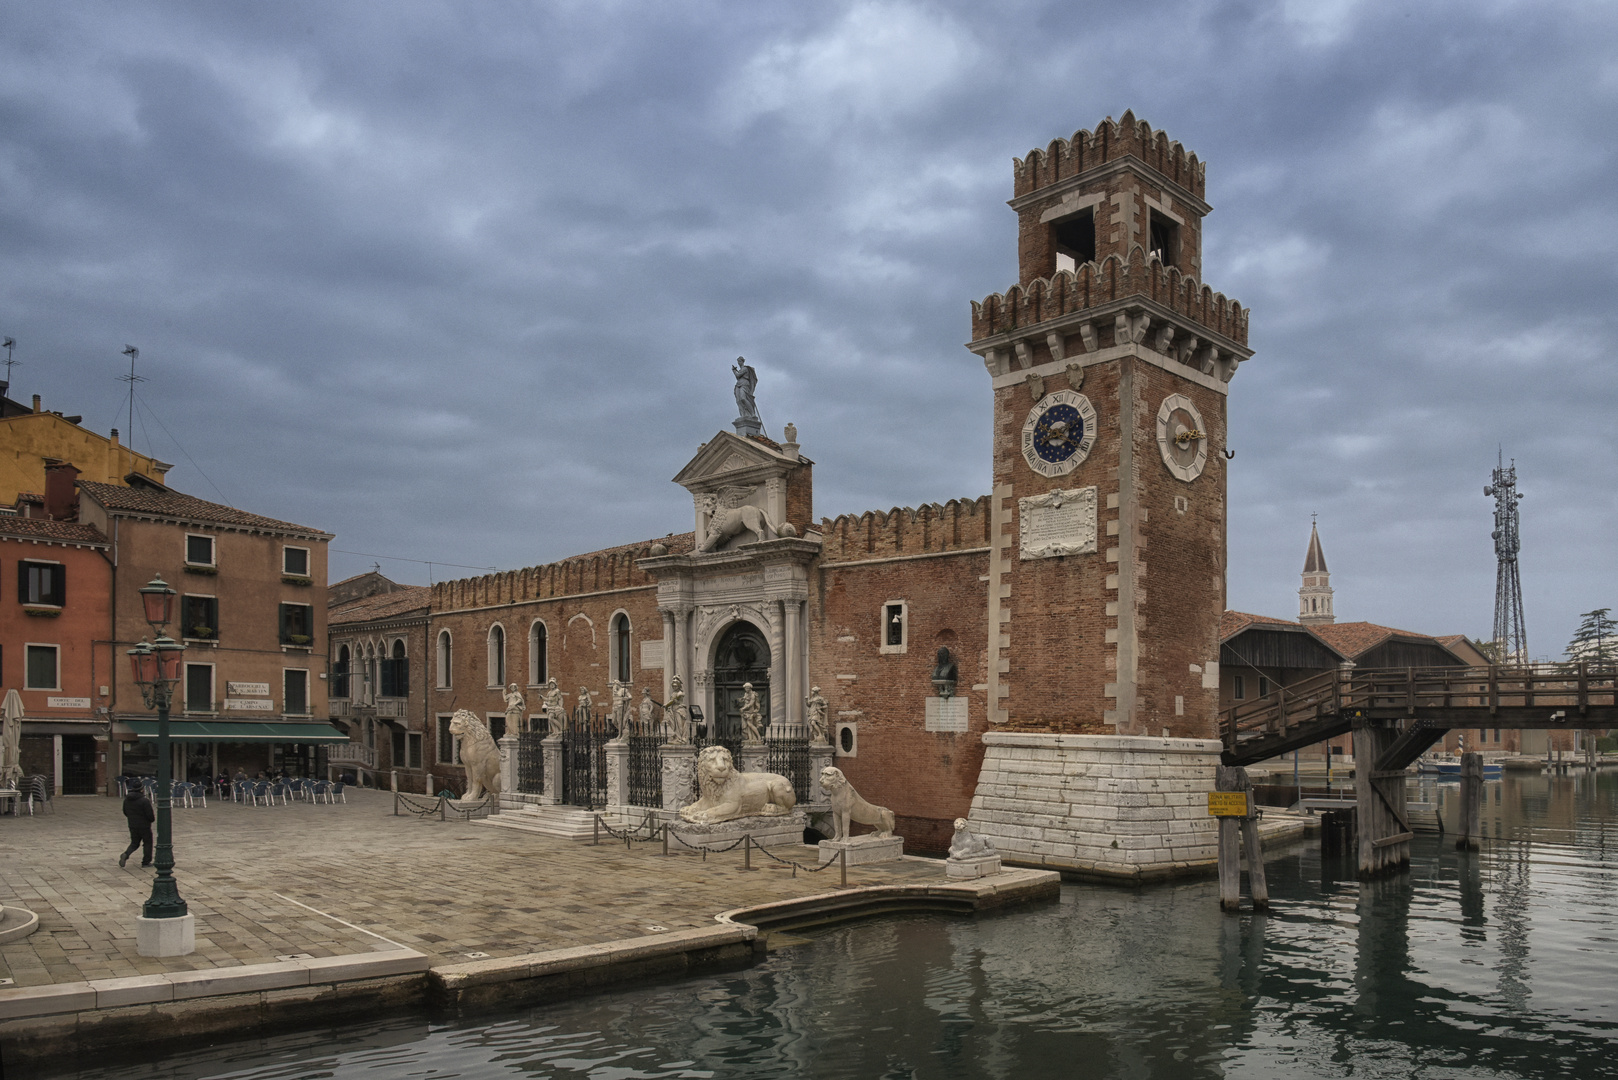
[766,731,811,801]
[516,730,545,795]
[561,701,609,808]
[628,699,666,808]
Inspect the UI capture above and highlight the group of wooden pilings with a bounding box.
[1214,765,1268,912]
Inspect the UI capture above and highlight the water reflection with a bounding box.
[29,772,1618,1080]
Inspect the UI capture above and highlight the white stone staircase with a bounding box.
[477,803,605,841]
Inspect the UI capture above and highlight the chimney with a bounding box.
[32,394,41,413]
[110,428,119,447]
[44,462,80,521]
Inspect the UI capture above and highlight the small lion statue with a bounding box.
[449,709,502,801]
[680,745,796,824]
[820,766,895,841]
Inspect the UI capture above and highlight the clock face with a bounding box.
[1021,390,1097,477]
[1156,393,1208,482]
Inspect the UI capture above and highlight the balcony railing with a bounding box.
[330,697,408,719]
[328,743,377,768]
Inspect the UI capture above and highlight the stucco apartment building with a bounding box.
[327,572,431,787]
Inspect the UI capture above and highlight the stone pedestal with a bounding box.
[136,913,195,957]
[945,853,1003,879]
[806,743,835,806]
[542,735,564,804]
[818,834,903,865]
[605,739,629,810]
[497,735,516,806]
[660,742,696,814]
[967,733,1221,882]
[668,809,806,854]
[738,743,768,775]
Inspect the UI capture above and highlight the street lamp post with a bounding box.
[128,574,192,956]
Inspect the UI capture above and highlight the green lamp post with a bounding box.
[128,574,187,921]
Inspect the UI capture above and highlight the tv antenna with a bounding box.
[1,337,16,387]
[1484,448,1527,664]
[119,345,144,455]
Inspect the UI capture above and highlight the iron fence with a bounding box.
[562,701,609,809]
[766,730,811,801]
[516,730,545,795]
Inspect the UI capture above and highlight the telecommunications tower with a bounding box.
[1485,451,1527,663]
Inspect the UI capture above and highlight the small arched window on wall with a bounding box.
[612,613,631,684]
[333,645,350,699]
[488,625,506,687]
[436,630,453,688]
[530,621,548,685]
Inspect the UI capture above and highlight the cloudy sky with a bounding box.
[1,0,1613,658]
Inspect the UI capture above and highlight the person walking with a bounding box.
[119,780,155,868]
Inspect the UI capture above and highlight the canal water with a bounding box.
[32,771,1618,1080]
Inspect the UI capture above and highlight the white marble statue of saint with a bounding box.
[639,686,658,736]
[577,686,594,722]
[503,682,527,734]
[610,680,633,735]
[805,685,829,745]
[732,356,759,427]
[542,679,567,735]
[739,681,764,745]
[665,676,691,744]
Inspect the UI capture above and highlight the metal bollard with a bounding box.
[663,822,670,857]
[743,835,751,871]
[593,816,600,846]
[840,846,847,887]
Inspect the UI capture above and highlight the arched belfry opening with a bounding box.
[712,622,770,745]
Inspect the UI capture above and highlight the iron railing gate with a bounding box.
[628,700,666,808]
[516,730,545,794]
[561,702,609,808]
[766,730,811,802]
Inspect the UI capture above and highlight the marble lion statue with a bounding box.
[449,709,501,801]
[820,766,895,841]
[680,745,796,823]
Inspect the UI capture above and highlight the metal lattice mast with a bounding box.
[1485,451,1527,663]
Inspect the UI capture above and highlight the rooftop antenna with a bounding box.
[119,345,143,458]
[1,337,17,389]
[1484,447,1527,664]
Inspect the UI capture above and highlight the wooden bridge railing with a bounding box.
[1222,662,1618,762]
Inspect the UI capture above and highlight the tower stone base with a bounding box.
[966,733,1221,883]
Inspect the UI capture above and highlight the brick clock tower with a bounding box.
[965,113,1253,879]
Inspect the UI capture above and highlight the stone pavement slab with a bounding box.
[0,790,950,987]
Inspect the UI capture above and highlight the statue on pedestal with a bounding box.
[639,686,659,736]
[610,680,633,736]
[949,817,996,858]
[819,766,895,841]
[449,711,501,801]
[503,682,527,734]
[931,647,958,699]
[739,682,764,744]
[732,356,761,436]
[541,679,567,736]
[805,685,829,745]
[680,745,796,824]
[665,676,691,744]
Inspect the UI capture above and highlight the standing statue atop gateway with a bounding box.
[805,685,829,745]
[503,682,528,733]
[665,676,692,743]
[541,679,567,735]
[739,682,764,744]
[732,356,762,437]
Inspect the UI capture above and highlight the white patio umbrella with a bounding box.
[0,688,23,790]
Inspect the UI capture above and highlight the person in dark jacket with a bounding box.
[119,782,155,868]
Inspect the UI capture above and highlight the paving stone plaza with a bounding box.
[0,790,948,989]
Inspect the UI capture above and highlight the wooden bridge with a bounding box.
[1219,663,1618,877]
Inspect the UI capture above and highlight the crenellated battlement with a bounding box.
[817,496,992,563]
[431,532,696,611]
[970,246,1247,348]
[1014,110,1204,199]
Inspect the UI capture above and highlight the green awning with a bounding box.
[120,721,350,744]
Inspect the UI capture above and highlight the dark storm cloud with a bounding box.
[0,0,1612,657]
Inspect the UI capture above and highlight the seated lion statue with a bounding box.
[680,745,795,824]
[449,709,501,801]
[819,766,895,841]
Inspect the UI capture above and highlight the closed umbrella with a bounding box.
[0,688,22,790]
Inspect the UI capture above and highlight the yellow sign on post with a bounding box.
[1208,791,1252,817]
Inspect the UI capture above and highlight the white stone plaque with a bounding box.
[925,697,969,733]
[47,696,91,709]
[223,698,274,712]
[640,640,665,669]
[1018,486,1098,560]
[227,681,270,697]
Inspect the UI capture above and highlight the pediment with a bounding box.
[673,431,791,492]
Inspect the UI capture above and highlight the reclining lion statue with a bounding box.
[680,745,796,824]
[819,766,895,841]
[449,709,502,801]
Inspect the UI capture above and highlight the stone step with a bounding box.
[478,805,603,841]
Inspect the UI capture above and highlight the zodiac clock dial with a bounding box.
[1156,393,1208,482]
[1020,389,1098,478]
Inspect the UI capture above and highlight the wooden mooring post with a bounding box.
[1353,721,1412,878]
[1457,751,1483,852]
[1213,765,1268,911]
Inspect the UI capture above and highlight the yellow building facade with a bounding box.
[0,401,170,504]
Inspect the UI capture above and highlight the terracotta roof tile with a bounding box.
[78,480,330,537]
[0,517,108,546]
[1311,621,1433,658]
[1219,610,1299,640]
[330,585,432,626]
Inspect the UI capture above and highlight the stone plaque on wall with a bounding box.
[227,681,271,697]
[1018,486,1097,560]
[925,697,969,732]
[640,640,664,669]
[223,699,274,712]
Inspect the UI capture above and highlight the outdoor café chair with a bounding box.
[328,781,346,804]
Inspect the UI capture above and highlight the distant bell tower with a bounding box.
[968,111,1252,738]
[1298,518,1334,625]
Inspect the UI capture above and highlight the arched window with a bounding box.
[611,613,632,684]
[381,638,408,697]
[488,624,506,686]
[530,621,548,685]
[436,630,453,688]
[333,645,350,699]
